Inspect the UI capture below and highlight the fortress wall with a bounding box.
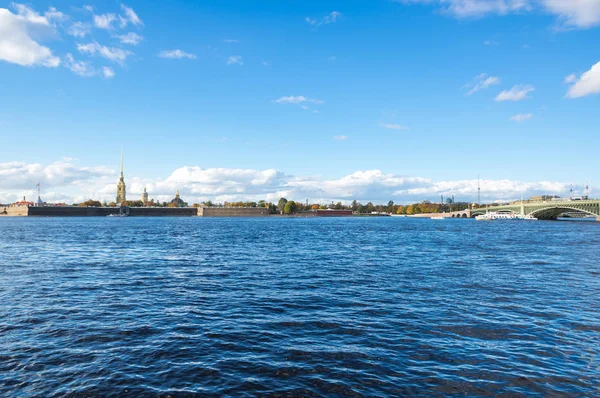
[129,207,198,217]
[27,206,197,217]
[28,206,119,217]
[0,206,30,216]
[198,207,271,217]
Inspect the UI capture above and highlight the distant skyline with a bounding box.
[1,0,599,204]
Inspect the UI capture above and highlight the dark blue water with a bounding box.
[1,217,599,397]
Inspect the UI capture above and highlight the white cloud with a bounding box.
[262,61,269,66]
[158,49,196,59]
[510,113,533,122]
[495,84,535,101]
[306,11,342,26]
[333,135,348,140]
[64,53,95,76]
[222,39,239,43]
[77,41,131,64]
[120,4,143,26]
[102,66,115,78]
[0,7,61,67]
[226,55,243,65]
[564,73,577,84]
[464,73,501,95]
[274,95,324,105]
[398,0,532,18]
[67,21,91,38]
[565,61,600,98]
[116,32,143,45]
[380,123,409,130]
[542,0,600,28]
[484,40,500,45]
[398,0,600,28]
[10,3,66,26]
[0,160,583,205]
[93,13,117,29]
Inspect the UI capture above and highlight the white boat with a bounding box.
[475,212,537,221]
[517,214,538,221]
[107,213,128,217]
[431,216,445,220]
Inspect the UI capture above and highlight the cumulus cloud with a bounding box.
[464,73,501,95]
[495,84,535,101]
[158,49,196,59]
[0,160,582,205]
[116,32,143,45]
[542,0,600,28]
[77,41,131,64]
[91,4,142,30]
[120,4,143,27]
[564,73,577,84]
[510,113,533,122]
[274,96,324,105]
[102,66,115,78]
[398,0,600,28]
[67,21,91,38]
[380,123,409,130]
[226,55,243,65]
[565,61,600,98]
[306,11,342,26]
[0,7,61,67]
[64,53,95,76]
[93,13,117,29]
[333,135,348,140]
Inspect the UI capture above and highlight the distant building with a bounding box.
[116,149,126,204]
[316,209,353,217]
[530,195,560,202]
[142,188,149,203]
[170,190,186,207]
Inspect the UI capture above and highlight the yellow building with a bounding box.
[116,149,126,204]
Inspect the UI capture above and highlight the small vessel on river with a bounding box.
[475,212,537,221]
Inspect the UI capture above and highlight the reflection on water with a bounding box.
[1,217,599,396]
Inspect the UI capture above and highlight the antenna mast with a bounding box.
[477,175,481,205]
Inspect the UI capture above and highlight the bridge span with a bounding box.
[470,200,600,221]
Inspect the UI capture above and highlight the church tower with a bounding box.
[116,148,127,204]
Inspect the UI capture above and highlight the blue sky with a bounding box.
[1,0,600,204]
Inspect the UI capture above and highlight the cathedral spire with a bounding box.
[116,147,126,204]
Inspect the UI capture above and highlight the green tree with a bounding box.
[277,197,288,214]
[284,201,297,214]
[79,199,102,207]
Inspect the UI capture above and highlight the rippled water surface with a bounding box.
[1,217,599,397]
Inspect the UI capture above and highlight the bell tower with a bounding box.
[116,147,126,204]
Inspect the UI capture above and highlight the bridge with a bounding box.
[470,200,600,221]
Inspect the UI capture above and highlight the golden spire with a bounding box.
[120,146,124,177]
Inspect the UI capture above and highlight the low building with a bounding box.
[315,209,354,217]
[198,207,271,217]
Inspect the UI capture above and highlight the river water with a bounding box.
[1,217,599,396]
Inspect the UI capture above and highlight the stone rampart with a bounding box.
[129,207,198,217]
[0,205,30,216]
[198,207,271,217]
[27,206,118,217]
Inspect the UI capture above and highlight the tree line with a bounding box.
[73,198,476,214]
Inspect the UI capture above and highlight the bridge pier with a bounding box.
[597,216,600,222]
